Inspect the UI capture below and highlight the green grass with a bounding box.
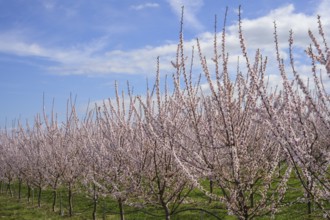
[0,177,328,220]
[0,183,226,220]
[0,194,225,220]
[0,195,67,220]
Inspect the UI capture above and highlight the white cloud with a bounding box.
[44,43,180,76]
[228,4,318,50]
[41,0,56,10]
[0,2,329,82]
[167,0,204,30]
[317,0,330,21]
[130,3,160,11]
[0,31,47,57]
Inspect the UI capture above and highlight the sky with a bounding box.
[0,0,329,128]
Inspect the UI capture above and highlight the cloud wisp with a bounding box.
[166,0,204,31]
[130,3,160,11]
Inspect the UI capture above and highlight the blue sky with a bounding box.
[0,0,329,127]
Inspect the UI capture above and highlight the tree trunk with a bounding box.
[306,179,312,217]
[59,191,63,216]
[164,206,170,220]
[307,198,312,216]
[38,186,42,208]
[239,210,249,220]
[92,183,98,220]
[209,179,214,204]
[18,178,22,201]
[27,183,31,202]
[52,189,57,212]
[250,192,254,208]
[278,161,281,178]
[102,200,106,220]
[52,177,59,212]
[118,198,125,220]
[32,188,35,206]
[161,201,170,220]
[6,180,13,197]
[68,183,73,217]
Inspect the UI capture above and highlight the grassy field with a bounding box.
[0,179,327,220]
[0,183,225,220]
